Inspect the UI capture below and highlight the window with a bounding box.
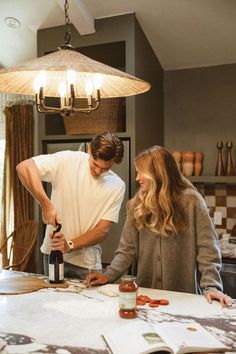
[0,93,33,223]
[0,140,5,213]
[0,92,6,220]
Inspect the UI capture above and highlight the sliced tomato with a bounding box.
[137,294,170,307]
[137,295,152,302]
[159,299,169,305]
[149,299,160,304]
[137,299,146,306]
[148,302,159,307]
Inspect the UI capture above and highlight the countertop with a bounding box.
[0,270,235,353]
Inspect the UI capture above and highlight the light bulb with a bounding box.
[94,74,102,89]
[59,82,67,97]
[67,70,76,85]
[85,79,93,96]
[59,82,67,108]
[33,70,47,93]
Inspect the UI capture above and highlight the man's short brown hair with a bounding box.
[90,132,124,164]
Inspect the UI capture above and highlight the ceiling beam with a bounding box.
[56,0,95,35]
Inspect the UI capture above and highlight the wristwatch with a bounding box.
[67,240,74,253]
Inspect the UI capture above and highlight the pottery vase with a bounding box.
[181,151,194,176]
[172,151,182,171]
[194,152,204,176]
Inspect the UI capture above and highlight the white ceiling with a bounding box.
[1,0,236,70]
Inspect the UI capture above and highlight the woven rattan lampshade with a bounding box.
[0,48,150,98]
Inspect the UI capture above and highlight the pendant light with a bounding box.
[0,0,150,116]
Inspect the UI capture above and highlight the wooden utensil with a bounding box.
[0,276,69,295]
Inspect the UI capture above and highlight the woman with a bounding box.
[86,146,232,306]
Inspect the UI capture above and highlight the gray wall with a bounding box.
[164,64,236,175]
[134,19,164,155]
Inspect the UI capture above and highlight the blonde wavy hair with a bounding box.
[128,146,195,235]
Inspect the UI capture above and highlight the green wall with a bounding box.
[164,64,236,175]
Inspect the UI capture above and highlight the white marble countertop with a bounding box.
[0,270,235,353]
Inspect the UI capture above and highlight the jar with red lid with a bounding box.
[119,275,138,319]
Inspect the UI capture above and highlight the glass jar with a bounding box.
[119,275,138,319]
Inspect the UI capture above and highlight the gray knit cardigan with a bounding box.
[105,188,223,294]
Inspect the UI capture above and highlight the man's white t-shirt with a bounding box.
[32,150,125,269]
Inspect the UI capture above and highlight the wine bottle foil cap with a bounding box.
[120,275,136,282]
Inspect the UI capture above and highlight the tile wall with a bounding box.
[195,184,236,238]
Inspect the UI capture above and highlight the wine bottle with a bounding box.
[49,223,64,284]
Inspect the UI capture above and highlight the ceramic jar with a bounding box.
[172,151,182,171]
[181,151,194,176]
[194,152,204,176]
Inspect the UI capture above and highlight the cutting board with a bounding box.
[0,276,69,295]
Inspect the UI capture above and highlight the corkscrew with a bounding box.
[53,222,62,236]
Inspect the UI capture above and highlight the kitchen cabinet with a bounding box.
[220,259,236,298]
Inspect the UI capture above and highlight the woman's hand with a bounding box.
[85,272,109,287]
[205,291,232,306]
[50,231,69,254]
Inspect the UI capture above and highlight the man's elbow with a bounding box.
[99,221,113,242]
[16,159,31,177]
[16,160,25,176]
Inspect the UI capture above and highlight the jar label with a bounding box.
[49,263,64,281]
[119,291,137,309]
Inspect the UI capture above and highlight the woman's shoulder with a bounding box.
[182,188,206,209]
[126,197,135,209]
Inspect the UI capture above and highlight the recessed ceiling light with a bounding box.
[4,17,21,28]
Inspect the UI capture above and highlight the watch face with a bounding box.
[67,240,73,249]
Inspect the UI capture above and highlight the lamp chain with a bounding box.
[64,0,71,46]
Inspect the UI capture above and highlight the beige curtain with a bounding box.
[0,104,34,267]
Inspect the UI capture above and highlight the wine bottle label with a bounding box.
[49,264,55,281]
[58,263,64,280]
[119,291,137,309]
[49,263,64,281]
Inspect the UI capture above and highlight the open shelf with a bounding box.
[188,176,236,184]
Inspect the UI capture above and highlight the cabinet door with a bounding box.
[46,142,86,153]
[101,139,130,264]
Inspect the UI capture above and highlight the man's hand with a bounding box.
[42,203,61,227]
[85,272,109,287]
[50,231,69,254]
[205,291,232,307]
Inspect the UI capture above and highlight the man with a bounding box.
[16,132,125,279]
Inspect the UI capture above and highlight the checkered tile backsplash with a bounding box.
[194,183,236,237]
